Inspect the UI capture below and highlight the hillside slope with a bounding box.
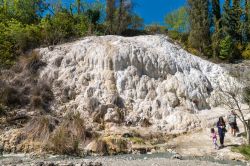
[38,35,237,132]
[0,35,241,155]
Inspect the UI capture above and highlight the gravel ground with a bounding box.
[0,157,232,166]
[0,154,247,166]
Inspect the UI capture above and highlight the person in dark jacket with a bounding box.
[217,117,226,148]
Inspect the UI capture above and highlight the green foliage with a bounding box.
[1,0,48,24]
[242,43,250,59]
[130,15,144,30]
[0,0,143,68]
[86,9,100,25]
[165,7,189,32]
[145,24,167,34]
[128,137,145,145]
[40,12,77,45]
[188,0,211,56]
[219,35,234,60]
[232,145,250,160]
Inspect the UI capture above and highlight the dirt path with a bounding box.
[168,128,246,161]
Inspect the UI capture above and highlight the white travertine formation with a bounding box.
[38,35,237,133]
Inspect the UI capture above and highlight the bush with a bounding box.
[40,11,83,45]
[219,35,234,60]
[242,44,250,59]
[0,85,21,107]
[32,81,54,111]
[48,112,86,155]
[25,51,46,74]
[128,137,145,145]
[0,19,41,68]
[23,115,59,142]
[145,24,167,35]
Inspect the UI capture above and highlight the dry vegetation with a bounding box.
[46,112,89,155]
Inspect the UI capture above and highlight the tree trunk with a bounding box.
[247,119,250,145]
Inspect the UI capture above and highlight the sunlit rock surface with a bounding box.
[38,35,237,133]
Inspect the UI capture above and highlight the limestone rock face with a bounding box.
[38,35,237,133]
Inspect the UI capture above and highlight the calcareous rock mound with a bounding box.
[38,35,237,133]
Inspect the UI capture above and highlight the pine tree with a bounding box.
[222,0,242,42]
[243,0,250,42]
[232,0,242,42]
[211,0,222,58]
[221,0,231,36]
[188,0,211,56]
[212,0,221,23]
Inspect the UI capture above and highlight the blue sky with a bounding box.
[57,0,225,25]
[54,0,186,24]
[134,0,186,24]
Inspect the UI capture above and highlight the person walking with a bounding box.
[217,117,226,148]
[211,128,219,149]
[228,111,237,136]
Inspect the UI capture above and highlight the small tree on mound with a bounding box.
[217,84,250,145]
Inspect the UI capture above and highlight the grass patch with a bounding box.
[47,112,87,155]
[103,135,128,154]
[232,145,250,160]
[23,115,59,142]
[128,137,145,145]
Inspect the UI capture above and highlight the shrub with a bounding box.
[32,81,54,112]
[0,19,41,68]
[40,11,77,45]
[242,44,250,59]
[25,51,46,74]
[23,115,59,142]
[219,35,233,60]
[94,139,109,155]
[128,137,145,145]
[103,136,128,154]
[168,30,181,40]
[48,112,86,155]
[0,85,21,107]
[145,24,167,35]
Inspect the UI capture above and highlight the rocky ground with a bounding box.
[0,157,244,166]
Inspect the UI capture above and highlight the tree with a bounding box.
[106,0,116,34]
[217,84,250,145]
[221,0,231,36]
[222,0,242,42]
[0,0,48,24]
[164,7,189,32]
[231,0,243,42]
[219,35,234,60]
[116,0,133,34]
[188,0,211,56]
[130,14,144,30]
[86,9,100,34]
[76,0,81,14]
[211,0,222,58]
[242,0,250,42]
